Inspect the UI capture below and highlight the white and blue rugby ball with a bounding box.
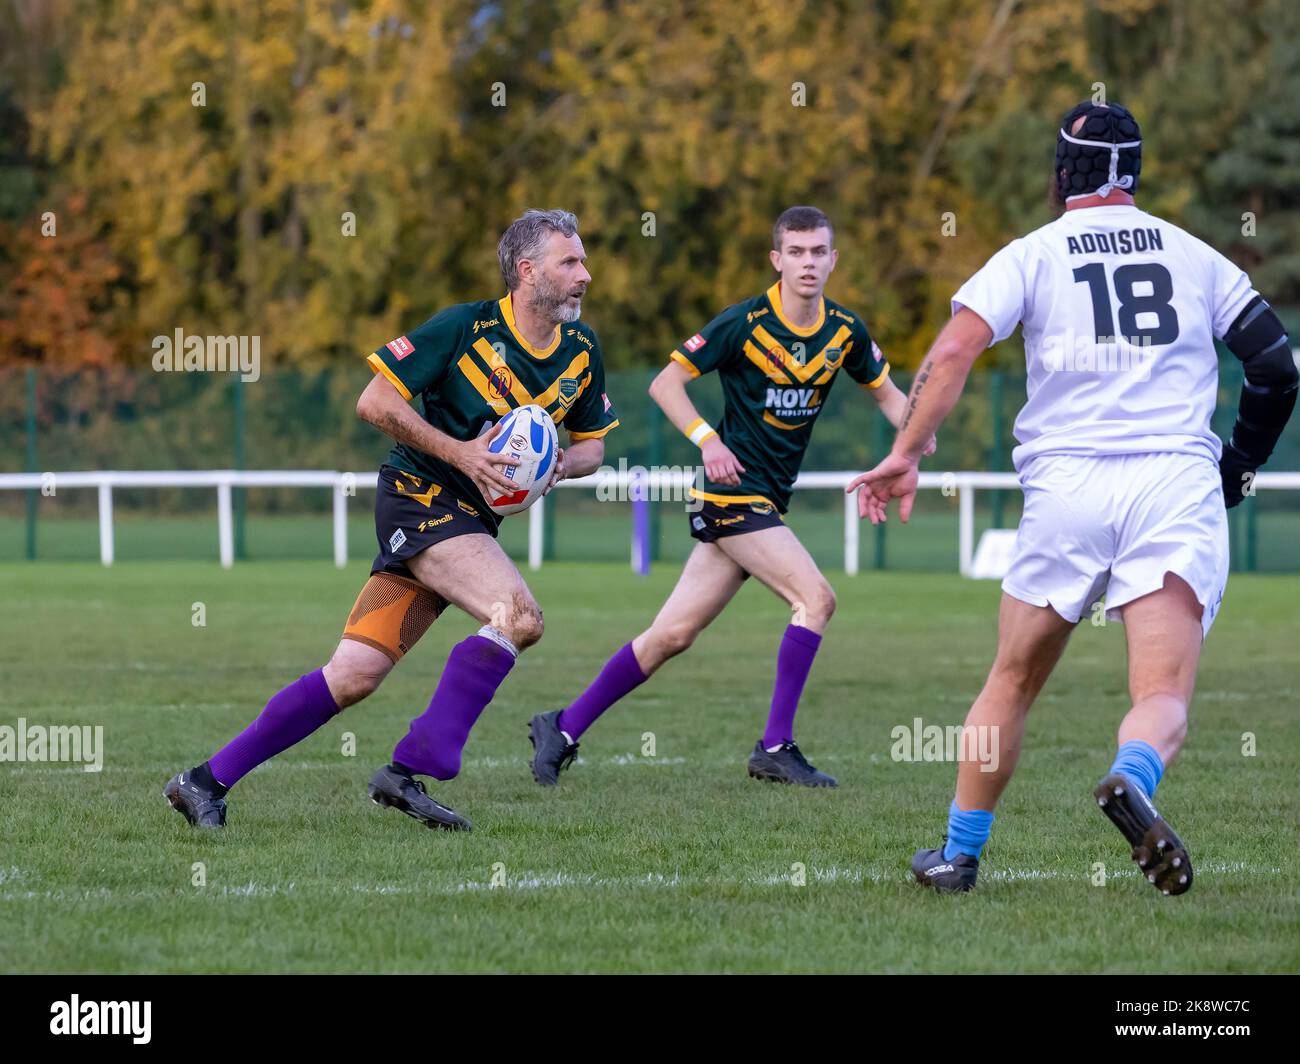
[486,404,559,516]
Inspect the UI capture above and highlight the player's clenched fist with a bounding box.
[453,421,520,499]
[701,436,746,487]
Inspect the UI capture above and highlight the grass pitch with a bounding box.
[1,560,1296,973]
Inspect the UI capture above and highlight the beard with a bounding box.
[529,271,584,324]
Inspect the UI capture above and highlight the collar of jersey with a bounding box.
[766,282,825,337]
[499,294,562,359]
[1065,203,1141,215]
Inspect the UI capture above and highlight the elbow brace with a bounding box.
[1223,297,1298,468]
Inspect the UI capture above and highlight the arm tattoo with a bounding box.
[900,358,933,433]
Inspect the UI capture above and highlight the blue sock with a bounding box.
[1108,739,1164,799]
[943,800,995,861]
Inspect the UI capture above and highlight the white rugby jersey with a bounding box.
[952,203,1258,471]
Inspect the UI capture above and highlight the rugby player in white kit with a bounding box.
[848,100,1298,894]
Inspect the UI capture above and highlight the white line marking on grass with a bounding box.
[605,754,686,766]
[1,755,695,776]
[1,862,1281,905]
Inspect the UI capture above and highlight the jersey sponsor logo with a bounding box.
[602,392,612,412]
[871,341,883,362]
[388,528,407,552]
[823,346,843,368]
[566,329,593,348]
[691,516,706,530]
[488,367,515,402]
[831,308,855,323]
[746,308,769,323]
[456,499,480,517]
[472,317,501,333]
[684,333,707,352]
[418,515,454,532]
[765,386,822,416]
[748,502,775,516]
[557,377,580,408]
[386,335,415,360]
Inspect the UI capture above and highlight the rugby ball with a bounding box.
[486,404,559,516]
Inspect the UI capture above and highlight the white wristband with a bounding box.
[686,417,718,447]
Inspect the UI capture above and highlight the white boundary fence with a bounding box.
[3,469,1299,575]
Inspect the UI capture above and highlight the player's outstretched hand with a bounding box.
[701,436,745,487]
[543,447,566,496]
[846,453,919,525]
[456,421,521,499]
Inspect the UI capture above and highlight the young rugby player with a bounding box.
[849,102,1297,893]
[165,209,619,832]
[529,206,934,787]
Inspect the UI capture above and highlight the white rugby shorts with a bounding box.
[1002,452,1229,638]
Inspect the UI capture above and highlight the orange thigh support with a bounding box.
[341,571,446,663]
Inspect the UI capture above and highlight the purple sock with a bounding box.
[557,642,648,740]
[392,635,515,780]
[763,625,822,748]
[207,668,340,788]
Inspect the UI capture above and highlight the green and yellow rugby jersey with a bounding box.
[670,282,889,513]
[367,294,619,531]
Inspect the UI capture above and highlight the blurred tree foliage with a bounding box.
[0,0,1295,372]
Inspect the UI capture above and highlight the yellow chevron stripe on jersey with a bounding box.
[762,410,812,431]
[810,336,854,384]
[751,322,851,384]
[550,372,592,423]
[749,324,802,376]
[457,353,514,414]
[800,324,853,380]
[532,351,591,412]
[742,339,794,384]
[471,338,533,406]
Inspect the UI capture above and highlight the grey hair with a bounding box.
[497,208,579,290]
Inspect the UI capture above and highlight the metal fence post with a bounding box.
[232,377,247,559]
[647,372,663,562]
[873,403,887,569]
[990,371,1005,529]
[25,367,37,561]
[1246,491,1259,572]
